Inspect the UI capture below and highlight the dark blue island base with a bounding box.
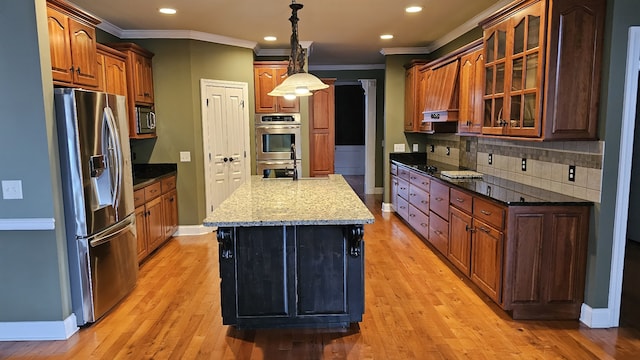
[217,225,365,329]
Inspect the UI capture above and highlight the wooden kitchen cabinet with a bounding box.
[46,0,99,88]
[504,205,589,319]
[108,43,156,139]
[389,161,590,319]
[134,175,178,263]
[309,79,336,177]
[480,0,606,140]
[161,176,179,239]
[448,206,472,275]
[96,44,128,96]
[457,43,484,134]
[404,61,427,132]
[254,61,300,113]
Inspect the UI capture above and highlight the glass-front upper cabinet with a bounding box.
[482,1,544,137]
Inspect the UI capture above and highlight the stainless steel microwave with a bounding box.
[136,106,156,135]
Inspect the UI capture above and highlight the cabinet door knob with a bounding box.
[223,157,228,162]
[229,157,235,162]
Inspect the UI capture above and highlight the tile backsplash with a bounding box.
[422,135,603,203]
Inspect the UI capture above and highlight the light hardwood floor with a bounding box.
[2,195,640,359]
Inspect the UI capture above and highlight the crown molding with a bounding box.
[119,29,257,49]
[380,47,433,56]
[309,64,385,71]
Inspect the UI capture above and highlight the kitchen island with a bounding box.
[203,175,374,328]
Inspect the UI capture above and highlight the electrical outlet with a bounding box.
[2,180,23,199]
[488,153,493,165]
[430,145,435,153]
[412,143,419,152]
[521,158,527,171]
[180,151,191,162]
[393,143,406,152]
[568,165,576,182]
[446,147,450,156]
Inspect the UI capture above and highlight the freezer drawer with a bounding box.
[71,215,138,325]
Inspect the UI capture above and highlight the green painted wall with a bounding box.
[0,0,71,322]
[383,55,417,203]
[125,39,256,225]
[584,0,640,307]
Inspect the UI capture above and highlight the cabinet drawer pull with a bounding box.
[421,200,427,204]
[434,230,443,236]
[409,214,415,218]
[456,198,465,203]
[478,226,490,233]
[480,210,492,215]
[435,197,443,201]
[400,206,406,209]
[421,223,428,228]
[410,193,416,196]
[400,187,407,190]
[422,181,428,186]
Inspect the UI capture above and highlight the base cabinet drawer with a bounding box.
[429,212,449,255]
[408,205,429,239]
[396,196,409,221]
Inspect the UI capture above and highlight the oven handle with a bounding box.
[255,125,301,130]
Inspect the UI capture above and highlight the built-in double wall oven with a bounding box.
[255,114,301,177]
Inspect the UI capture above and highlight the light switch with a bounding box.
[393,143,406,152]
[180,151,191,162]
[2,180,23,199]
[412,143,419,152]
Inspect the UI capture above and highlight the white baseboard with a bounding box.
[381,202,394,212]
[0,314,78,341]
[174,225,214,236]
[580,303,613,328]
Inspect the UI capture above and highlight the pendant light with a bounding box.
[267,1,328,98]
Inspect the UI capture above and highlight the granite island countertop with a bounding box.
[203,174,375,227]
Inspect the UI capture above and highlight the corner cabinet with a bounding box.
[134,175,178,263]
[109,43,156,139]
[253,61,300,113]
[46,0,99,88]
[480,0,606,140]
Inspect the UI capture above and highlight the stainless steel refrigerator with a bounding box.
[54,88,138,325]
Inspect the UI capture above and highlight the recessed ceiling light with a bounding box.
[405,6,423,13]
[380,34,394,40]
[159,8,177,15]
[264,36,277,41]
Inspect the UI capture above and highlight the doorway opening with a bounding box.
[332,79,377,197]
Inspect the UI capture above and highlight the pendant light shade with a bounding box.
[268,1,328,98]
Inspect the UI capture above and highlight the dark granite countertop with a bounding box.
[390,154,592,206]
[133,163,177,190]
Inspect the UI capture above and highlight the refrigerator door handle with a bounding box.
[88,215,133,247]
[103,106,123,213]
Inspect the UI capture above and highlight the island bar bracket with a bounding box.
[217,228,234,259]
[347,225,364,258]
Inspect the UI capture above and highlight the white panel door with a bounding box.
[201,80,250,218]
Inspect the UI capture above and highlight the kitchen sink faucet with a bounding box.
[290,143,298,180]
